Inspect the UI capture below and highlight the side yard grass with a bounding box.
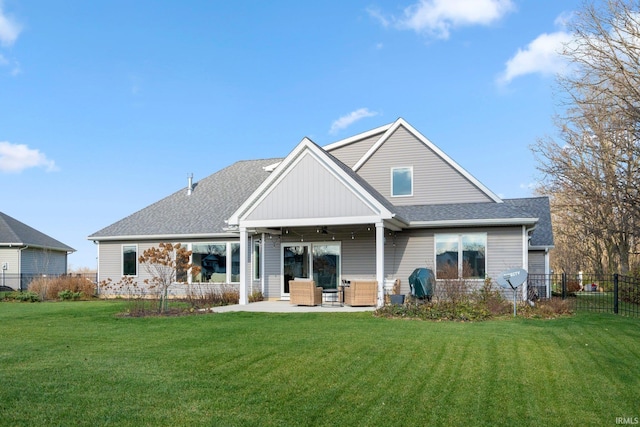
[1,301,639,426]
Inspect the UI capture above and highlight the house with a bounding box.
[89,118,553,305]
[0,212,75,290]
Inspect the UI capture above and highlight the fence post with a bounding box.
[613,273,619,314]
[562,272,567,300]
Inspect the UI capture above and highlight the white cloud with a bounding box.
[371,0,515,40]
[497,30,573,85]
[0,142,57,173]
[0,4,21,47]
[330,109,379,134]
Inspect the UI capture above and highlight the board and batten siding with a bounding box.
[357,125,493,206]
[326,131,386,169]
[245,153,375,221]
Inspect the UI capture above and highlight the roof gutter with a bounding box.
[88,232,238,242]
[406,217,539,228]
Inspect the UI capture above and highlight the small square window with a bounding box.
[392,167,413,197]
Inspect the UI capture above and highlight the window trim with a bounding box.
[391,166,413,197]
[434,232,487,279]
[121,244,138,277]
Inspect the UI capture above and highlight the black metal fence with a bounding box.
[528,272,640,318]
[0,273,97,292]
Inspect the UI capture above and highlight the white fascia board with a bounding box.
[406,217,539,228]
[322,123,393,151]
[240,215,387,229]
[89,233,238,242]
[353,118,503,204]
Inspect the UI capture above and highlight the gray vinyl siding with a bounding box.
[0,248,20,275]
[384,227,524,294]
[246,152,376,221]
[528,250,546,275]
[98,241,157,284]
[384,229,435,295]
[263,239,281,299]
[326,132,385,168]
[486,227,524,277]
[21,248,67,275]
[357,125,493,206]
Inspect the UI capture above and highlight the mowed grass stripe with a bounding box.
[1,302,639,426]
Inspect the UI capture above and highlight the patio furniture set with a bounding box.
[288,279,378,307]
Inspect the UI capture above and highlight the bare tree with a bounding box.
[139,243,199,313]
[533,0,640,274]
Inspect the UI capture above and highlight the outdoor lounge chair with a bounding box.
[289,280,322,306]
[344,280,377,306]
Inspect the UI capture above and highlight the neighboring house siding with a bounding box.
[21,248,67,275]
[528,250,546,275]
[357,126,493,206]
[246,153,375,221]
[0,248,20,275]
[327,132,385,169]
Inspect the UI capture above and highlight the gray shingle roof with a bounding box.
[0,212,75,252]
[393,197,554,247]
[89,154,553,249]
[89,158,283,239]
[504,197,554,247]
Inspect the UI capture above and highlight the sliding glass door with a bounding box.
[282,242,341,296]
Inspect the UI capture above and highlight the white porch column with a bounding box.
[239,227,248,305]
[375,222,385,307]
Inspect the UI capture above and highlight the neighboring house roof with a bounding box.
[0,212,75,252]
[89,159,282,240]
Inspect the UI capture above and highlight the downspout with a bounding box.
[523,225,537,301]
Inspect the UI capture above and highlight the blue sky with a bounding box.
[1,0,581,270]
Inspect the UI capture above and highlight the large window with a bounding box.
[192,243,227,283]
[190,242,240,283]
[122,244,138,276]
[392,167,413,197]
[435,233,486,279]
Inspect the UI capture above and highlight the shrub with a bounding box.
[58,290,83,301]
[6,291,41,302]
[249,290,264,303]
[29,276,96,301]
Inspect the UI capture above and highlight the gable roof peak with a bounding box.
[350,117,503,204]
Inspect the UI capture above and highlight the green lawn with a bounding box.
[1,302,639,426]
